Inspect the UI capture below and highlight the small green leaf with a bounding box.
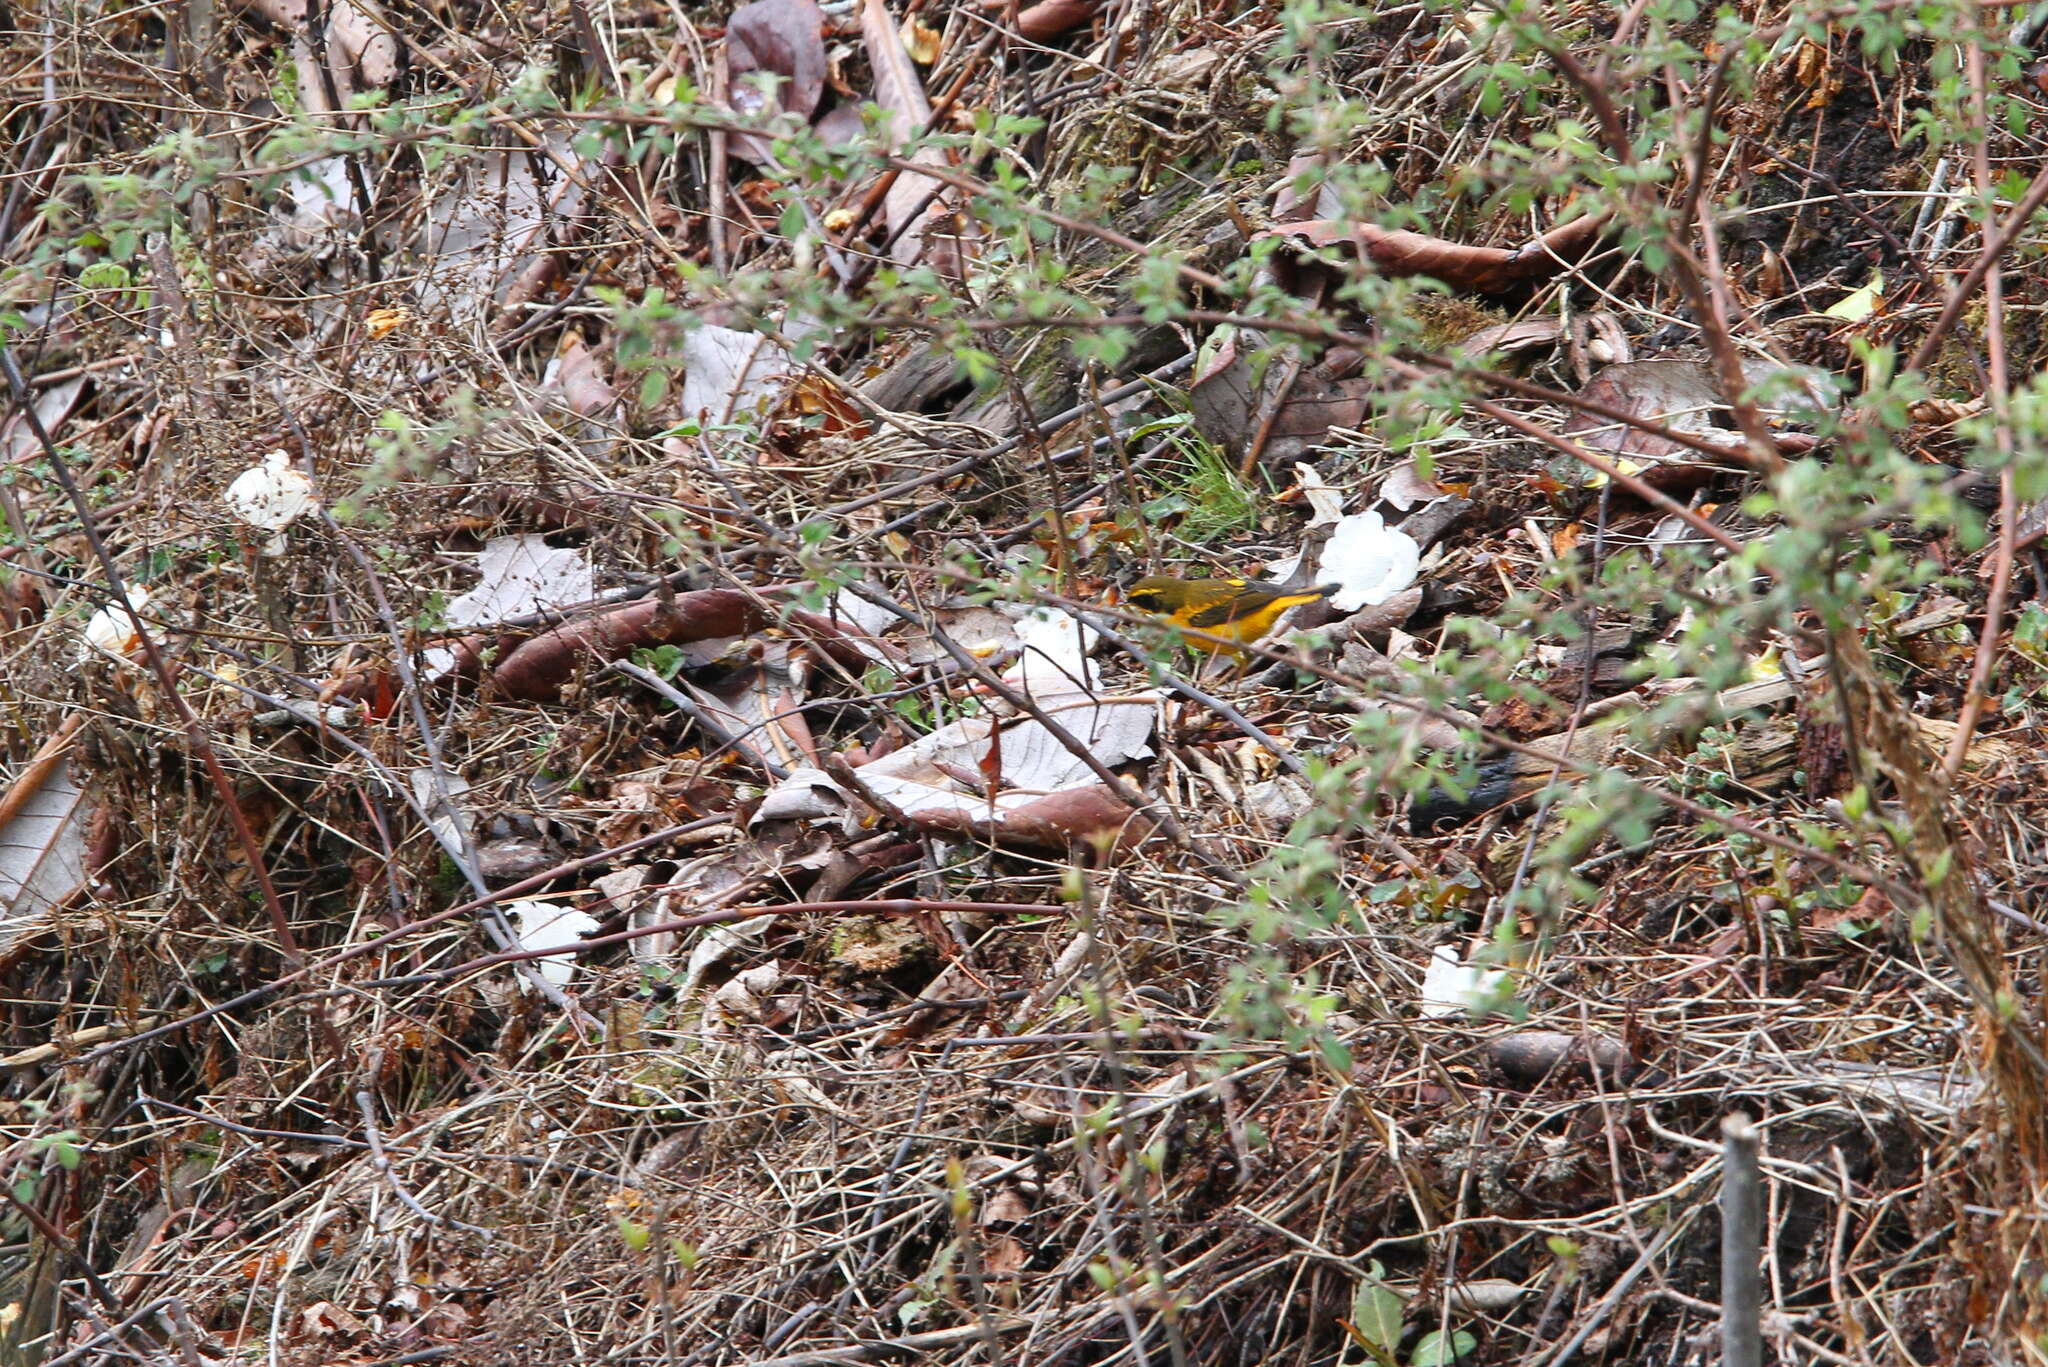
[639,370,669,410]
[617,1217,651,1252]
[1924,849,1953,887]
[1352,1281,1405,1349]
[77,262,132,292]
[635,644,686,679]
[1411,1328,1476,1366]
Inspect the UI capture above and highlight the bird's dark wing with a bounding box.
[1184,590,1286,628]
[1184,584,1335,628]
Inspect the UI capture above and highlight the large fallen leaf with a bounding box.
[757,693,1156,846]
[417,139,586,323]
[680,319,818,424]
[724,0,828,164]
[680,639,820,770]
[1377,460,1452,512]
[1257,214,1607,295]
[981,0,1100,41]
[409,769,474,860]
[1188,330,1373,463]
[1458,318,1566,358]
[541,332,619,421]
[449,535,594,629]
[0,756,89,955]
[1561,359,1740,466]
[1561,358,1835,473]
[245,0,399,105]
[872,695,1153,792]
[861,0,973,271]
[285,157,358,243]
[421,535,594,680]
[908,782,1153,850]
[0,376,86,465]
[828,586,902,636]
[478,590,874,701]
[1006,607,1101,697]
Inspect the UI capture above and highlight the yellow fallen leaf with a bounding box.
[902,16,941,64]
[1581,456,1642,489]
[1823,271,1884,322]
[1793,37,1827,87]
[366,305,414,339]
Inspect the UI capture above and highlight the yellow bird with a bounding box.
[1124,575,1338,659]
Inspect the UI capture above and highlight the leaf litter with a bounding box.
[0,1,2043,1364]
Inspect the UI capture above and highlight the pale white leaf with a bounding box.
[1292,463,1347,525]
[681,323,806,423]
[447,535,594,629]
[829,587,900,636]
[224,450,319,554]
[81,585,158,660]
[1378,460,1446,512]
[1418,945,1512,1018]
[680,913,779,994]
[409,769,473,860]
[1004,607,1100,697]
[506,899,601,990]
[0,759,87,954]
[1315,510,1421,611]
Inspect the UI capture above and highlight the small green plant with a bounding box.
[634,645,688,680]
[11,1129,84,1204]
[1342,1262,1477,1367]
[1141,420,1263,542]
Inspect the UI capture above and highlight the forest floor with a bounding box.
[2,0,2047,1363]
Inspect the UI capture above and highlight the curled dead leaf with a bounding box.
[901,15,941,63]
[1485,1031,1648,1088]
[909,782,1155,851]
[1257,213,1607,295]
[480,590,878,702]
[365,305,413,339]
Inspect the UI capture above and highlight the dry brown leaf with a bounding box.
[1562,359,1743,466]
[725,0,829,164]
[1257,213,1607,295]
[862,0,977,273]
[990,0,1100,40]
[901,15,942,63]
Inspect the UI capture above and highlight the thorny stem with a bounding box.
[1943,18,2020,782]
